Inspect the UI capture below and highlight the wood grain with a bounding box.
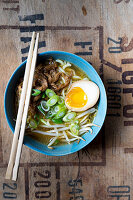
[0,0,133,199]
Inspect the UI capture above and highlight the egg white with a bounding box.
[65,80,100,112]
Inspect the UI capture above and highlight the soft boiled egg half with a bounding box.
[65,80,100,112]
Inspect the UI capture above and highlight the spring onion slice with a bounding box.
[29,119,38,129]
[32,89,41,96]
[53,104,63,113]
[74,120,79,124]
[45,89,56,98]
[37,105,45,116]
[63,112,76,122]
[46,95,59,107]
[45,110,56,119]
[54,108,67,119]
[70,123,80,135]
[42,92,46,98]
[51,118,63,124]
[41,101,50,112]
[58,97,65,105]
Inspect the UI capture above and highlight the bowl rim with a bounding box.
[4,50,107,156]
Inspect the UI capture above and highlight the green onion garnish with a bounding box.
[46,95,59,107]
[42,92,46,98]
[54,108,67,119]
[32,89,41,96]
[29,119,38,129]
[70,123,80,135]
[51,117,63,124]
[37,105,45,115]
[41,100,50,112]
[63,112,76,122]
[45,89,56,98]
[58,96,65,105]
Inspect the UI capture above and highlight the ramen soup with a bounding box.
[15,58,100,149]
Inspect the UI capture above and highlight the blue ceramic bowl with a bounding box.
[4,51,107,156]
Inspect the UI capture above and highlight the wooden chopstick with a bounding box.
[12,33,39,181]
[5,32,36,180]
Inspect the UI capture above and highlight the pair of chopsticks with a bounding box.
[5,32,39,181]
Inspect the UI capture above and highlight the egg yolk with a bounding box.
[66,87,88,108]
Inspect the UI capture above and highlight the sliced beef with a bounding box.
[32,73,48,92]
[50,72,72,91]
[44,62,58,72]
[44,57,58,72]
[32,57,57,95]
[33,94,42,102]
[28,103,36,117]
[45,71,61,84]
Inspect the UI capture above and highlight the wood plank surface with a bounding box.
[0,0,133,199]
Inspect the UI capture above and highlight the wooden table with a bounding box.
[0,0,133,199]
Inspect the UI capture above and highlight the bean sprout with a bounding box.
[80,115,89,124]
[40,124,65,128]
[48,137,58,147]
[47,127,70,132]
[80,119,88,126]
[63,131,70,144]
[61,138,79,142]
[32,130,62,136]
[82,123,100,128]
[68,131,85,141]
[76,108,96,119]
[54,127,59,136]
